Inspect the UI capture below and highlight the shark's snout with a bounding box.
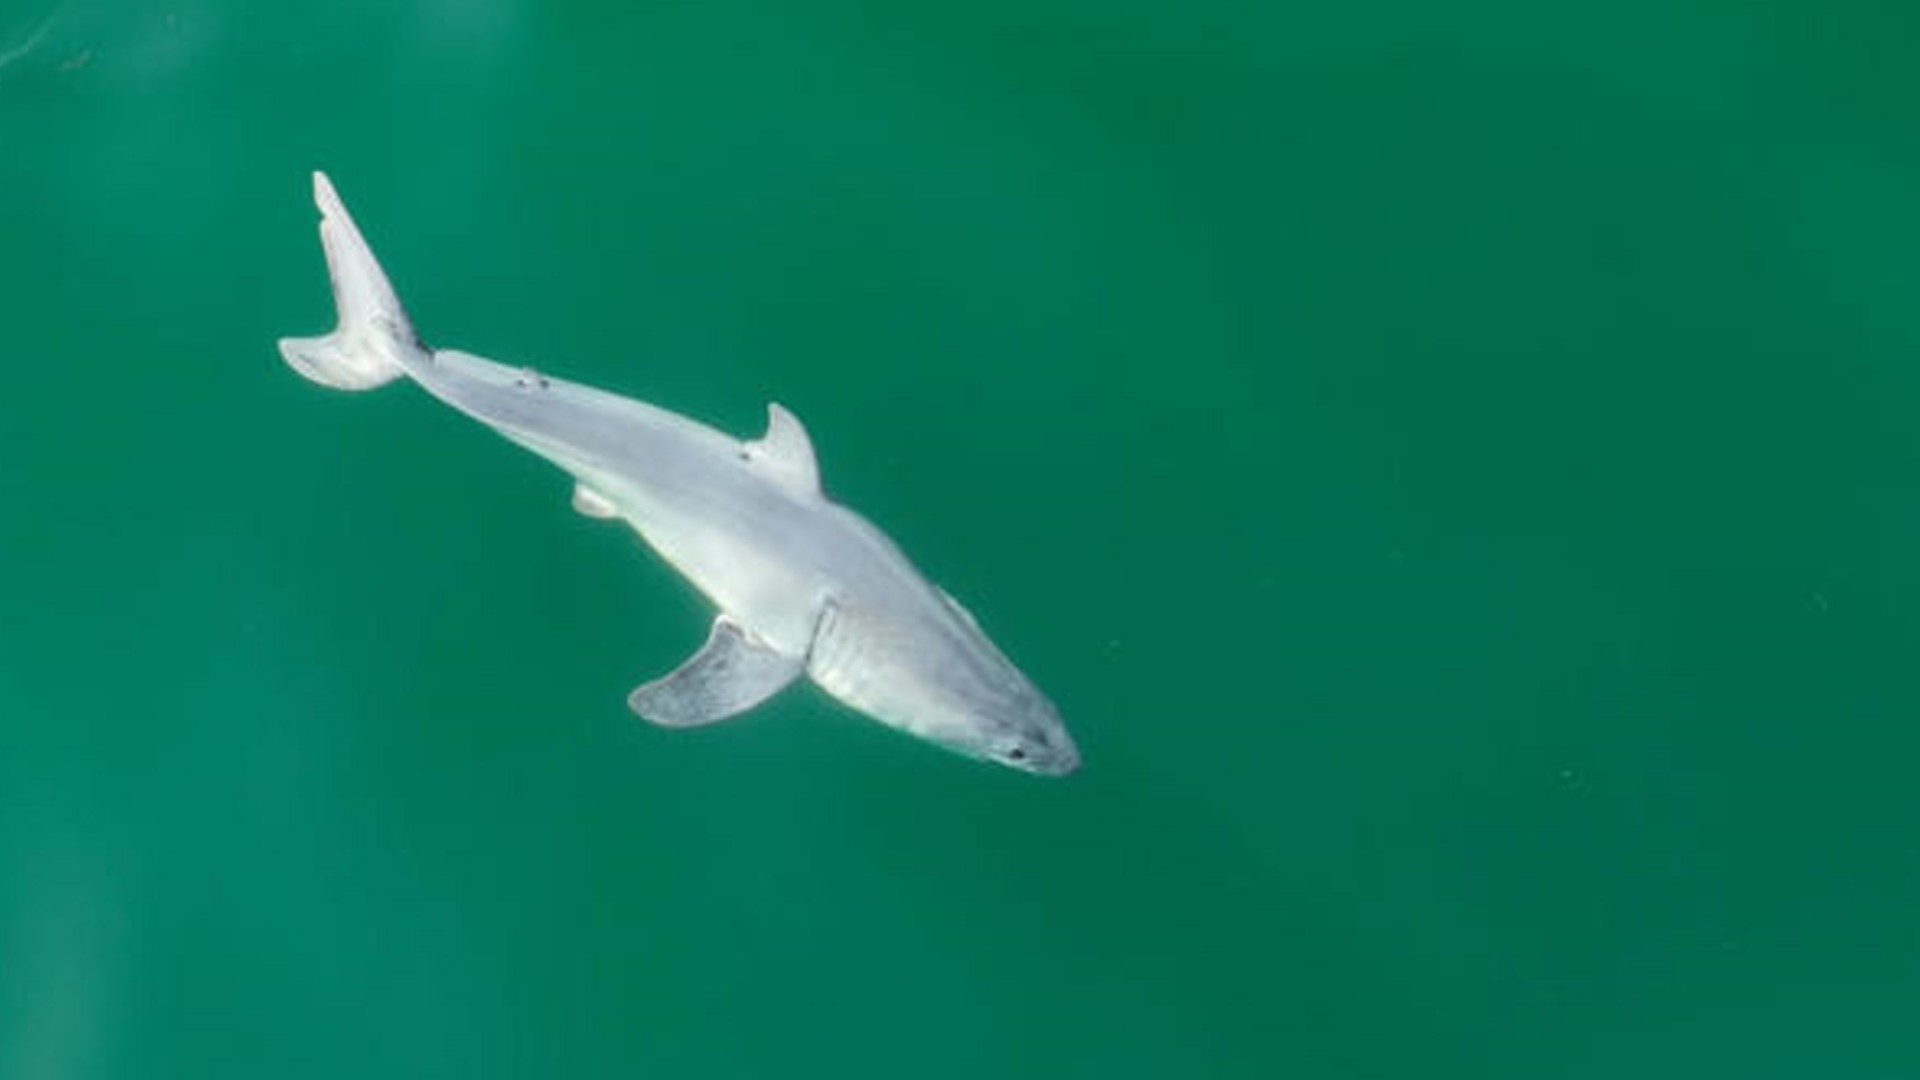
[993,699,1080,776]
[1013,737,1081,776]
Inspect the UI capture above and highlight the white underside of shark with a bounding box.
[280,172,1079,776]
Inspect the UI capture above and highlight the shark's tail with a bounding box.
[278,171,427,391]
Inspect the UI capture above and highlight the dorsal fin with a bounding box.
[744,402,820,494]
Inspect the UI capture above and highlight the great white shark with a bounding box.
[279,172,1079,776]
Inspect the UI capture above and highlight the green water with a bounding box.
[5,1,1920,1076]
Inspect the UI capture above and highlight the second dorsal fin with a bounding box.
[743,402,820,494]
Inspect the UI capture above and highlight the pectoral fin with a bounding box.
[628,616,802,727]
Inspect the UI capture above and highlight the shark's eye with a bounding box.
[1006,746,1028,763]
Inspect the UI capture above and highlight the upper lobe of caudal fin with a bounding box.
[278,171,422,391]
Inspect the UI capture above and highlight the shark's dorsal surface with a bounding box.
[279,172,1079,776]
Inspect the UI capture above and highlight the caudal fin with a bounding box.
[278,171,425,390]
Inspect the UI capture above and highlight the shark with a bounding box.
[279,172,1079,776]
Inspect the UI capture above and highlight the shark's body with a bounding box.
[280,173,1078,775]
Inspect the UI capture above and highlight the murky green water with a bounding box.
[4,2,1920,1077]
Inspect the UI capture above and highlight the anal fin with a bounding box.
[629,616,802,727]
